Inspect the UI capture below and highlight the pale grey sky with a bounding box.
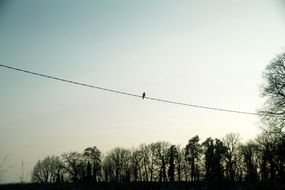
[0,0,285,183]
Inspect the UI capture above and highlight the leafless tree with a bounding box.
[223,133,242,181]
[260,52,285,137]
[61,152,85,183]
[32,156,64,183]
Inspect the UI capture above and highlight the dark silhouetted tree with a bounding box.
[240,141,259,182]
[85,161,92,183]
[203,138,227,182]
[185,135,202,181]
[175,145,185,181]
[167,145,177,182]
[84,146,101,182]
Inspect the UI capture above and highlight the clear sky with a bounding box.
[0,0,285,183]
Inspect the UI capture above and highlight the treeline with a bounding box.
[31,132,285,184]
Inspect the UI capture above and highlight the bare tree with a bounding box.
[138,144,153,181]
[175,145,184,181]
[32,156,64,183]
[61,152,85,183]
[260,51,285,137]
[150,141,170,182]
[103,147,131,182]
[130,148,143,181]
[223,133,241,181]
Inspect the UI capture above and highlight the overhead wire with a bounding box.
[0,63,268,116]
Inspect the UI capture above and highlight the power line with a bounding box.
[0,64,262,116]
[0,64,141,98]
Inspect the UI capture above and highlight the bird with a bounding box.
[142,92,146,100]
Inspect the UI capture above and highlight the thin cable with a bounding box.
[145,97,258,115]
[0,64,261,116]
[0,64,141,98]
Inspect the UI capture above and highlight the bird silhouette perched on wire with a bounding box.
[142,92,146,100]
